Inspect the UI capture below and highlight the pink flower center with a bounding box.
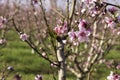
[80,32,86,37]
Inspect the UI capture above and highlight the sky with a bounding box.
[0,0,120,9]
[0,0,68,10]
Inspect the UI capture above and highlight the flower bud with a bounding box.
[20,33,29,41]
[35,74,42,80]
[7,66,14,71]
[0,38,6,44]
[42,52,47,57]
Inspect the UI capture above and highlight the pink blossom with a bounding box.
[53,20,68,35]
[107,71,120,80]
[68,19,91,44]
[78,19,88,31]
[78,19,91,35]
[61,21,68,33]
[108,21,116,29]
[76,30,90,42]
[68,30,80,45]
[35,74,42,80]
[116,64,120,70]
[105,17,113,24]
[0,16,7,24]
[20,33,29,41]
[113,74,120,80]
[108,7,118,14]
[0,16,7,29]
[105,17,116,29]
[53,26,62,35]
[107,71,115,80]
[68,30,77,42]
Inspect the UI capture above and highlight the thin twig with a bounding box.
[103,2,120,8]
[39,0,49,27]
[51,8,65,18]
[69,0,76,26]
[39,0,57,54]
[67,0,69,23]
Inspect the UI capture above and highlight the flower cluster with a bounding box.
[53,20,68,36]
[68,19,91,45]
[107,71,120,80]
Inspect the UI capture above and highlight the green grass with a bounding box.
[0,30,53,79]
[106,49,120,59]
[0,30,120,80]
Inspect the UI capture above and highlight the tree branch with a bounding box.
[103,2,120,8]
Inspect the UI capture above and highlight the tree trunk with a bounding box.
[57,42,66,80]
